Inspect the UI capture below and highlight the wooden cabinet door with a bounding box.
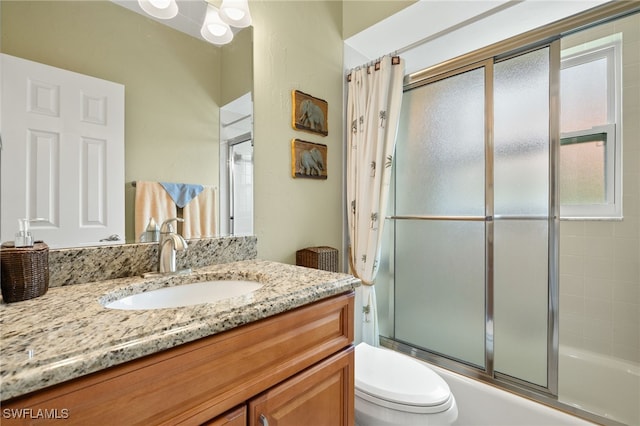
[249,347,354,426]
[203,405,246,426]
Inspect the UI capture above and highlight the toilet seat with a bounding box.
[355,343,454,415]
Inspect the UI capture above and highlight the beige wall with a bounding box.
[1,1,224,242]
[559,13,640,363]
[342,0,416,39]
[1,0,404,258]
[251,1,344,266]
[251,0,416,266]
[221,27,253,106]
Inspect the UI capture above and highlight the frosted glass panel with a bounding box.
[494,48,549,216]
[395,220,485,368]
[376,217,395,339]
[396,68,485,216]
[494,220,548,386]
[561,58,608,132]
[560,139,606,204]
[391,47,553,389]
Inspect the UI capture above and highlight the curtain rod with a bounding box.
[346,55,401,82]
[345,1,522,82]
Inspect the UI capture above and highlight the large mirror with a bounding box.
[0,0,253,247]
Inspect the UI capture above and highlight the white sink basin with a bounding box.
[104,280,263,310]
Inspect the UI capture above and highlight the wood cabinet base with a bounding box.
[3,293,354,425]
[250,348,354,426]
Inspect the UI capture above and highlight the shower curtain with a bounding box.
[346,55,404,346]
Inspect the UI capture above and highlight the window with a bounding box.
[560,35,622,219]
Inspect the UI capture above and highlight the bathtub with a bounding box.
[558,345,640,426]
[422,361,594,426]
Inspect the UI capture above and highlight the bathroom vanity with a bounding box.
[0,259,359,425]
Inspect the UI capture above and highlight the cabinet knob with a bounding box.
[259,414,269,426]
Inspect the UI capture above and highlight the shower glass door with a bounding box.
[391,46,555,390]
[394,66,487,369]
[228,139,254,236]
[493,48,553,388]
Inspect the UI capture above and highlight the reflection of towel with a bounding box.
[160,182,204,208]
[135,181,177,242]
[183,186,216,239]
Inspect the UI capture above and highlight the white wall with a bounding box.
[559,13,640,363]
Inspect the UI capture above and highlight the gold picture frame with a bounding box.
[292,90,328,136]
[291,139,327,180]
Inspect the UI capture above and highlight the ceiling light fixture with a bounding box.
[219,0,252,28]
[138,0,178,20]
[137,0,251,45]
[200,5,234,45]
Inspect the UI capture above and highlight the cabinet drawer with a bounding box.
[3,292,354,425]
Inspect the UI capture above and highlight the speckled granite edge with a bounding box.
[0,260,360,401]
[48,235,257,287]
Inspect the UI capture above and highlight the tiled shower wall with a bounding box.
[559,13,639,363]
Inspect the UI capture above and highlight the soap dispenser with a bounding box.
[15,218,35,247]
[144,217,160,242]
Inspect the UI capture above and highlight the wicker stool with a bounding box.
[296,246,338,272]
[1,242,49,303]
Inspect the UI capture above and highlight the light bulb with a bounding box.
[224,8,245,21]
[207,23,229,37]
[138,0,178,19]
[148,0,171,9]
[201,5,233,45]
[219,0,251,28]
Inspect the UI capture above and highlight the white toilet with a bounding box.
[355,342,458,426]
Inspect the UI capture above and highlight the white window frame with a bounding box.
[560,35,622,220]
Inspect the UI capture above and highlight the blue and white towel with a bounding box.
[160,182,204,208]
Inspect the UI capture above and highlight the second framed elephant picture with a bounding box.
[292,90,328,136]
[292,139,328,180]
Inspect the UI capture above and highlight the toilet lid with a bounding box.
[355,343,453,411]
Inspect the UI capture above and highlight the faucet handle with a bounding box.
[160,217,184,233]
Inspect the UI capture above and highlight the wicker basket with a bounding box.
[1,241,49,303]
[296,246,338,272]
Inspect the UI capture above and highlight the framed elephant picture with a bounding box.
[292,90,328,136]
[291,139,328,180]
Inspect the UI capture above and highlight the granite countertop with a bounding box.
[0,260,361,401]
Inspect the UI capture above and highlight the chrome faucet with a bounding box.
[158,218,188,274]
